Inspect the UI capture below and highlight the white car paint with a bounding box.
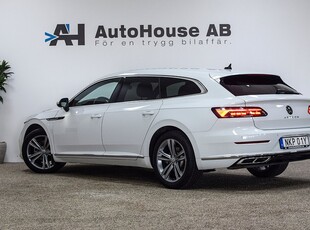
[20,68,310,171]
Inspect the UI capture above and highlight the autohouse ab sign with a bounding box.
[45,24,232,48]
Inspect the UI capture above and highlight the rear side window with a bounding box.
[117,77,160,102]
[220,74,300,96]
[161,77,202,98]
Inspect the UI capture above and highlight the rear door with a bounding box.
[102,77,162,157]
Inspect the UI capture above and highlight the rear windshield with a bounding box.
[219,74,300,96]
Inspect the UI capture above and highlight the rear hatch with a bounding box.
[218,74,310,130]
[239,95,310,130]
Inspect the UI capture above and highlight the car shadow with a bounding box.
[193,171,310,191]
[54,164,161,187]
[34,164,310,191]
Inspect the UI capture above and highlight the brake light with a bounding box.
[212,107,268,118]
[308,106,310,114]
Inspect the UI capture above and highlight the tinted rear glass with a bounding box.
[220,74,300,96]
[117,77,160,102]
[161,77,202,98]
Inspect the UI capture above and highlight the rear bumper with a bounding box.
[228,150,310,169]
[192,124,310,170]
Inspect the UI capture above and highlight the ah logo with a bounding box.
[45,24,85,46]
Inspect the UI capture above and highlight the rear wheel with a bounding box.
[247,163,289,178]
[152,131,202,189]
[22,129,65,173]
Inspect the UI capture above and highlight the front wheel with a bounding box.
[152,131,202,189]
[247,163,289,178]
[22,129,65,173]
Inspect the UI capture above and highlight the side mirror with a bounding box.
[57,98,69,112]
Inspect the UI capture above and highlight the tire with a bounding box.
[22,129,66,173]
[152,131,202,189]
[247,163,289,178]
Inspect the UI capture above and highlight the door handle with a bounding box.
[142,111,155,116]
[91,114,102,119]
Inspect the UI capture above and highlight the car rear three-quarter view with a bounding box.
[20,69,310,189]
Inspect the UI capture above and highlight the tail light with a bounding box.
[308,106,310,114]
[212,107,268,118]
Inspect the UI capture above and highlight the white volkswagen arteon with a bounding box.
[20,68,310,188]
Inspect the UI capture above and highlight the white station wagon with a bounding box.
[20,68,310,188]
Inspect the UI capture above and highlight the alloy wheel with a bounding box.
[26,134,55,170]
[156,138,187,182]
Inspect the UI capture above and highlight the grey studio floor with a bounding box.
[0,161,310,230]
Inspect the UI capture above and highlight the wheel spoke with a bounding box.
[174,163,183,179]
[161,162,173,179]
[167,139,176,157]
[158,149,171,160]
[176,150,185,158]
[29,139,43,151]
[31,152,43,164]
[177,156,186,162]
[176,148,186,163]
[42,155,47,169]
[45,155,51,168]
[158,156,170,161]
[29,151,43,160]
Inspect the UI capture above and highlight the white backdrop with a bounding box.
[0,0,310,162]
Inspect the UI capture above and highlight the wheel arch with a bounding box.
[21,121,66,173]
[20,119,55,158]
[24,123,47,138]
[146,121,201,168]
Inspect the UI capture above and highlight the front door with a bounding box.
[52,78,121,155]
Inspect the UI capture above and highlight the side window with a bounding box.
[71,78,121,106]
[161,77,202,98]
[117,77,159,102]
